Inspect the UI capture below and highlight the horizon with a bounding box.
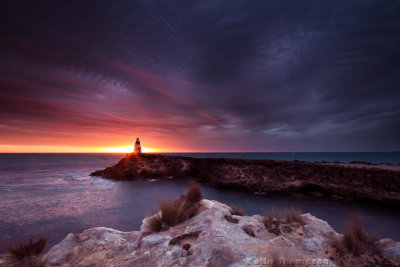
[1,1,400,152]
[0,151,398,154]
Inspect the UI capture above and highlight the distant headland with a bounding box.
[91,153,400,205]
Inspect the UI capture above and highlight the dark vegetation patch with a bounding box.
[330,217,382,266]
[342,218,381,257]
[264,208,275,230]
[230,207,245,216]
[284,207,305,226]
[2,235,48,267]
[160,200,184,228]
[224,215,239,224]
[242,225,255,237]
[263,207,282,235]
[148,213,163,232]
[149,183,203,232]
[186,183,202,202]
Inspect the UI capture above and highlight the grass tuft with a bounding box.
[284,207,304,226]
[186,183,202,203]
[276,213,281,228]
[330,237,345,256]
[264,208,275,230]
[343,218,380,257]
[148,213,163,232]
[3,235,48,267]
[230,206,245,216]
[160,200,184,227]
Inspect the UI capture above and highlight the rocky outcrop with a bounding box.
[44,199,399,266]
[90,154,400,205]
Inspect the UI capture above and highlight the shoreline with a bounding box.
[90,153,400,205]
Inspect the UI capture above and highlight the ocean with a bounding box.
[0,152,399,253]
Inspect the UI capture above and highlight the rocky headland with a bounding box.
[2,184,399,266]
[90,153,400,205]
[30,199,400,266]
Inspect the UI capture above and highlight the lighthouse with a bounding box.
[134,137,142,154]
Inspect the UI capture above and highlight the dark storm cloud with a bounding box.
[1,0,400,151]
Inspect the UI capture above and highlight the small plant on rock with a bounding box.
[276,213,281,228]
[284,206,304,226]
[3,235,48,267]
[330,237,345,257]
[148,213,163,232]
[231,206,245,216]
[186,183,202,203]
[160,200,184,227]
[264,208,275,230]
[343,218,380,257]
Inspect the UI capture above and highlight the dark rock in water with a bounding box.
[90,154,400,205]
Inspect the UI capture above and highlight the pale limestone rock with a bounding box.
[43,199,398,267]
[270,236,295,247]
[170,247,183,259]
[301,213,342,252]
[142,234,166,247]
[380,238,400,263]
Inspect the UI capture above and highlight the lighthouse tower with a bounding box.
[134,137,142,154]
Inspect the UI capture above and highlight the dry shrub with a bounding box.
[160,200,184,227]
[148,213,163,232]
[276,213,281,228]
[264,208,275,230]
[186,183,202,203]
[231,206,245,216]
[284,207,304,226]
[3,235,48,267]
[178,183,203,222]
[343,218,380,257]
[330,237,345,256]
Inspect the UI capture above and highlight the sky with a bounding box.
[1,0,400,152]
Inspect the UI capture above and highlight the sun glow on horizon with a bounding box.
[99,146,155,153]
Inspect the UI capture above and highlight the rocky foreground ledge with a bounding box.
[39,199,399,266]
[91,154,400,205]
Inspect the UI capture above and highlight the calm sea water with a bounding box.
[0,152,399,253]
